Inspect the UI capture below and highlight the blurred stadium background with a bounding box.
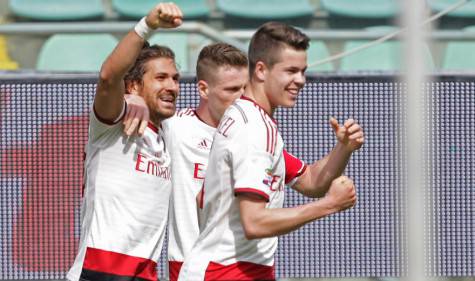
[0,0,474,281]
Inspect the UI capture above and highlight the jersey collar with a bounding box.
[240,96,277,125]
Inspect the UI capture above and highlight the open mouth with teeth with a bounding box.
[159,95,176,105]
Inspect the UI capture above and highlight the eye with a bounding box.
[286,68,298,74]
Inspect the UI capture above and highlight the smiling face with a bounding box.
[136,57,180,121]
[263,46,307,109]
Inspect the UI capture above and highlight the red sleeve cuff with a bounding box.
[296,164,307,178]
[234,188,270,202]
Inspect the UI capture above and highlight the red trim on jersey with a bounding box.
[255,103,279,155]
[199,183,205,209]
[168,261,183,281]
[82,247,157,281]
[147,122,158,133]
[260,112,270,153]
[235,188,269,202]
[177,108,195,117]
[283,149,307,184]
[270,122,277,155]
[93,102,126,125]
[205,261,275,281]
[240,96,277,125]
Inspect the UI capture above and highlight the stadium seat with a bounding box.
[9,0,104,20]
[36,34,118,72]
[149,33,189,72]
[428,0,475,17]
[0,36,19,70]
[442,26,475,70]
[216,0,315,19]
[320,0,398,18]
[112,0,210,19]
[340,26,434,71]
[306,41,334,72]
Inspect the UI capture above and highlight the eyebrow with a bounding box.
[155,72,180,78]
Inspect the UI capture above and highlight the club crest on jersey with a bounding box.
[262,168,282,191]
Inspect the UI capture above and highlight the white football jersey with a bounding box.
[67,103,171,281]
[178,96,306,281]
[161,108,215,281]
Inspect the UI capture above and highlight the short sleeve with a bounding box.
[88,101,126,146]
[284,149,307,186]
[231,126,273,202]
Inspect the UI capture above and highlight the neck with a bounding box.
[196,101,219,128]
[150,115,161,130]
[245,80,275,116]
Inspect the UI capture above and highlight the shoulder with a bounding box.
[215,100,269,142]
[226,100,252,124]
[176,107,196,118]
[162,108,195,128]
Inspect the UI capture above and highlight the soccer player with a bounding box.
[177,22,364,281]
[66,3,183,281]
[164,43,248,281]
[123,43,249,281]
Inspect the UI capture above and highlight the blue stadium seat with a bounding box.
[112,0,210,19]
[149,33,189,72]
[307,41,334,72]
[217,0,315,19]
[428,0,475,17]
[9,0,104,20]
[37,34,118,72]
[442,26,475,70]
[340,26,434,71]
[320,0,398,18]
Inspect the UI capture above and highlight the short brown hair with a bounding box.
[196,42,248,82]
[124,42,175,86]
[248,22,309,75]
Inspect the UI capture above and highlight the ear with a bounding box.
[126,80,141,96]
[254,61,267,82]
[197,80,209,100]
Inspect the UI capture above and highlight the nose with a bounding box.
[165,77,179,94]
[294,72,306,87]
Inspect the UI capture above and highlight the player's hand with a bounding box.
[330,117,364,152]
[146,2,183,29]
[123,94,149,137]
[324,176,357,212]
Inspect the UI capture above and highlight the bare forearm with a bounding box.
[240,198,336,239]
[295,117,364,198]
[99,30,145,84]
[95,30,146,121]
[301,143,352,197]
[314,143,351,186]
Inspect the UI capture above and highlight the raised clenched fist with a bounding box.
[146,2,183,29]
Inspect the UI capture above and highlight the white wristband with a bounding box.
[134,17,154,40]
